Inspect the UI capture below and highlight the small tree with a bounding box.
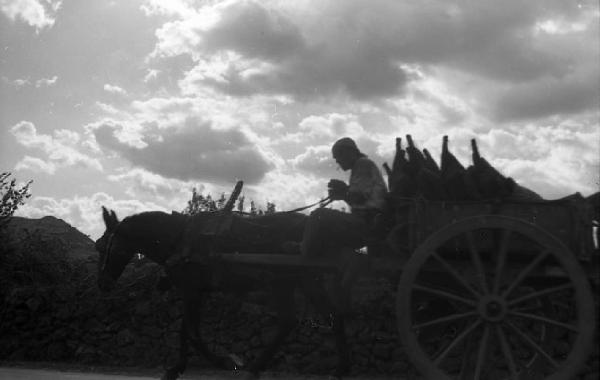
[0,172,32,231]
[182,188,217,215]
[216,193,227,210]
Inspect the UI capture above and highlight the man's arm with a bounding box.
[328,179,366,205]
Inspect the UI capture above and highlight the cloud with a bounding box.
[35,75,57,87]
[14,155,56,174]
[10,121,102,171]
[468,123,600,198]
[0,0,61,31]
[103,83,127,96]
[291,145,338,179]
[490,69,600,122]
[147,0,598,123]
[107,168,192,200]
[152,0,410,101]
[93,117,273,184]
[15,192,166,240]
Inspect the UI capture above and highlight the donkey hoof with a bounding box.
[217,354,240,370]
[228,353,245,369]
[161,368,180,380]
[235,370,259,380]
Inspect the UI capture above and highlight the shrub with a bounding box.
[0,172,32,231]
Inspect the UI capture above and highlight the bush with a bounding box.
[0,172,32,231]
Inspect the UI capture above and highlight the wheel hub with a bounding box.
[478,294,507,322]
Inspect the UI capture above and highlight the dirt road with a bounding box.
[0,367,403,380]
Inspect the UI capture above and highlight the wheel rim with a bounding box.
[397,215,596,380]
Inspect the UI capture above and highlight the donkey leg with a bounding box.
[300,275,334,324]
[245,281,296,377]
[183,293,239,370]
[331,313,351,379]
[301,276,350,379]
[162,319,189,380]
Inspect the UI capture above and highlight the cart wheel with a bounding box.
[397,215,596,380]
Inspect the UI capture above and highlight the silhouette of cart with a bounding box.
[219,190,598,380]
[386,195,597,380]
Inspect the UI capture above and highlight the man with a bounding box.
[298,137,387,257]
[290,137,387,311]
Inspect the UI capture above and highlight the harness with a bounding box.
[101,196,335,272]
[165,196,334,268]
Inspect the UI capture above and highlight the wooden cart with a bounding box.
[219,194,598,380]
[390,195,597,380]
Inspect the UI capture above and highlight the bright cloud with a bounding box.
[15,192,166,239]
[103,83,127,96]
[14,155,56,174]
[0,0,61,31]
[10,121,102,172]
[35,75,57,87]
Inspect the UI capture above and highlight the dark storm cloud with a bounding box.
[176,0,409,100]
[202,1,305,61]
[171,0,597,117]
[93,118,273,184]
[492,73,600,122]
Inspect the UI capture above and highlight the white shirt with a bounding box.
[348,156,388,212]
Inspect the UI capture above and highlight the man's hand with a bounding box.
[328,179,348,200]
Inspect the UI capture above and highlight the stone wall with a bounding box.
[0,249,598,379]
[0,251,415,376]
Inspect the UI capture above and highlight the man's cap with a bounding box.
[332,137,361,154]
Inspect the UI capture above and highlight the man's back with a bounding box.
[348,156,387,212]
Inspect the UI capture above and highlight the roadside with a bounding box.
[0,363,407,380]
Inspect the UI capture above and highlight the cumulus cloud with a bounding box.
[103,83,127,96]
[35,75,58,87]
[464,123,600,197]
[93,117,273,184]
[152,0,410,101]
[291,145,338,179]
[14,155,56,174]
[146,0,598,122]
[107,168,192,200]
[10,121,102,171]
[5,75,57,88]
[0,0,61,31]
[15,192,166,240]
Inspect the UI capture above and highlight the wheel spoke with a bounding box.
[432,253,481,298]
[502,250,549,299]
[509,311,578,332]
[495,325,518,379]
[508,283,573,307]
[414,311,477,330]
[493,229,511,294]
[474,324,490,380]
[413,284,477,306]
[504,320,559,369]
[465,231,489,293]
[433,319,482,365]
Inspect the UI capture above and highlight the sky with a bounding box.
[1,0,599,240]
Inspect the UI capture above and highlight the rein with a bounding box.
[232,195,333,216]
[280,195,333,213]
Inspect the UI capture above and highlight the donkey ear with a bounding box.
[102,206,111,226]
[110,210,119,224]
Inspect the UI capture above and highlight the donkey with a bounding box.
[95,206,351,380]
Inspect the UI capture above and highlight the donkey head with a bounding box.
[96,206,135,292]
